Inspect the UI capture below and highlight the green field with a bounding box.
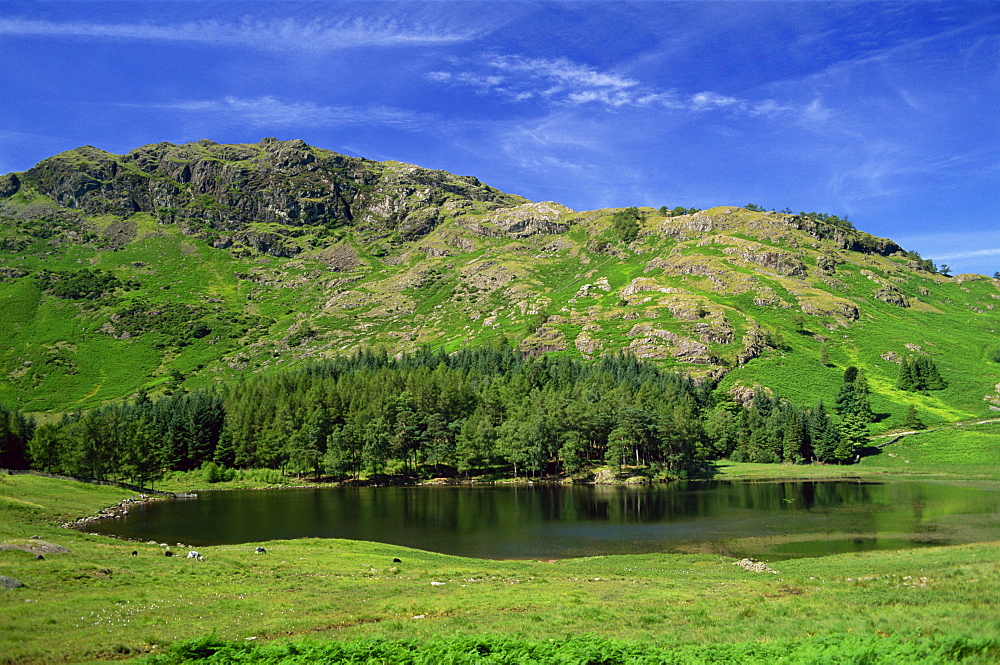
[2,425,1000,663]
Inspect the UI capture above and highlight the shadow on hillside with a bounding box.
[855,445,884,460]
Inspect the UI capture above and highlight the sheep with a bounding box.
[187,551,203,560]
[255,547,266,555]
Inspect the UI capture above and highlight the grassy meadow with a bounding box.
[2,423,1000,664]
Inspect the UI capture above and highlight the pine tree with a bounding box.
[833,382,857,416]
[897,358,916,391]
[809,402,839,463]
[782,410,804,463]
[918,357,947,390]
[27,423,63,473]
[834,415,868,463]
[901,404,927,430]
[605,426,632,471]
[852,372,876,423]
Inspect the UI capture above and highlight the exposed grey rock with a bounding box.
[0,576,26,590]
[875,287,910,308]
[0,173,19,198]
[464,201,572,238]
[16,139,526,254]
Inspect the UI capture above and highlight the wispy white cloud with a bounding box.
[0,16,481,50]
[894,230,1000,274]
[143,96,428,129]
[428,53,797,117]
[928,248,1000,261]
[489,55,639,92]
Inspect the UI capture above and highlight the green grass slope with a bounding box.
[1,143,997,428]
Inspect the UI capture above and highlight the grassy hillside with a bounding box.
[1,140,998,431]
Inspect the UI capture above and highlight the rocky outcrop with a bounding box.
[574,328,603,358]
[11,138,526,249]
[625,324,714,364]
[656,212,715,240]
[799,296,860,320]
[231,231,299,257]
[723,243,807,277]
[575,277,611,298]
[733,558,778,574]
[875,287,910,308]
[0,266,28,282]
[0,173,19,198]
[462,201,572,238]
[694,317,734,345]
[735,328,767,366]
[620,277,681,297]
[0,539,69,555]
[673,338,714,364]
[519,325,568,358]
[791,215,903,256]
[316,245,362,271]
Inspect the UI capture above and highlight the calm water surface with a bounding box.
[89,480,1000,560]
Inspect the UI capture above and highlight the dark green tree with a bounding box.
[914,357,946,390]
[610,207,642,243]
[782,410,804,463]
[834,414,868,463]
[27,424,63,473]
[819,344,831,367]
[809,402,839,463]
[897,358,916,391]
[852,372,876,423]
[360,417,391,476]
[833,382,857,416]
[0,404,33,470]
[322,426,357,479]
[901,404,926,431]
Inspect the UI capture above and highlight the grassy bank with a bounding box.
[712,420,1000,482]
[1,471,999,663]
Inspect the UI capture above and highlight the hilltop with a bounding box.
[1,138,998,431]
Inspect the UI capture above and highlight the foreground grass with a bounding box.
[147,633,1000,664]
[1,474,999,663]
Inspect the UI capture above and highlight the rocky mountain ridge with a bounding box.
[2,138,531,256]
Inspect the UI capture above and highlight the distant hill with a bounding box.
[1,138,998,430]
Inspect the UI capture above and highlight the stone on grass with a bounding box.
[0,576,26,590]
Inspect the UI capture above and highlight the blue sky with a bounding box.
[2,2,997,275]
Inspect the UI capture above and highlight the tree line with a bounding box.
[0,348,883,485]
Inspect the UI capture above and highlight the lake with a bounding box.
[88,479,1000,560]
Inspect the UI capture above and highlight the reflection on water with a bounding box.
[89,480,1000,560]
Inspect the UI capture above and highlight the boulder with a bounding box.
[0,576,26,590]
